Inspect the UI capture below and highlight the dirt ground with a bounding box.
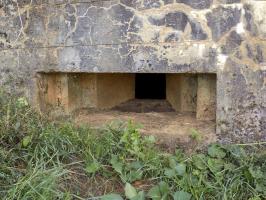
[75,100,216,151]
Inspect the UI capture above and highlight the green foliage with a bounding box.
[0,90,266,200]
[125,183,138,199]
[6,164,69,200]
[190,128,203,142]
[208,144,226,158]
[101,193,124,200]
[147,181,170,200]
[173,191,192,200]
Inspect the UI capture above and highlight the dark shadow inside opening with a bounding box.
[135,73,166,99]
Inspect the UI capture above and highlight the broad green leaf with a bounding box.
[86,161,100,173]
[169,157,177,169]
[173,191,192,200]
[161,193,168,200]
[164,168,176,178]
[129,161,143,170]
[255,182,265,193]
[110,156,123,174]
[148,182,169,200]
[113,162,123,174]
[147,185,161,200]
[101,194,123,200]
[158,181,169,195]
[22,136,31,147]
[132,191,145,200]
[208,144,226,159]
[190,174,199,185]
[228,145,247,159]
[249,167,263,179]
[125,183,137,199]
[207,158,224,173]
[175,163,186,176]
[192,154,207,170]
[127,170,143,182]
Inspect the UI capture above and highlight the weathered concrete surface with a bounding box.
[96,73,135,109]
[37,73,69,112]
[37,73,135,112]
[196,74,216,120]
[0,0,265,143]
[38,73,97,113]
[166,74,197,113]
[67,74,98,111]
[166,74,216,120]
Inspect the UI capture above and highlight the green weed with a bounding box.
[0,89,265,200]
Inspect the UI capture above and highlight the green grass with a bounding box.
[0,89,265,200]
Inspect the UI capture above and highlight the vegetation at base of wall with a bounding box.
[0,89,265,200]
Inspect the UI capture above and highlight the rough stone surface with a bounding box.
[176,0,212,9]
[0,0,265,143]
[206,6,241,41]
[221,31,243,54]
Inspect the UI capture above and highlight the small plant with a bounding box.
[0,90,265,199]
[189,128,203,142]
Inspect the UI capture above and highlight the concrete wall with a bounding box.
[37,73,135,112]
[0,0,265,143]
[166,74,216,120]
[196,74,216,120]
[166,74,197,113]
[96,74,135,109]
[68,73,98,111]
[37,73,70,112]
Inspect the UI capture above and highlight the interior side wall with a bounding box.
[37,73,69,112]
[166,74,216,120]
[196,74,216,120]
[97,74,135,109]
[68,74,98,111]
[166,74,197,113]
[37,73,135,112]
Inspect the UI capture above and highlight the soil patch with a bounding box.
[75,100,216,151]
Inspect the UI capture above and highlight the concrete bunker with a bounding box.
[37,73,216,143]
[37,73,216,120]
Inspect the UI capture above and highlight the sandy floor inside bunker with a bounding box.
[75,100,216,150]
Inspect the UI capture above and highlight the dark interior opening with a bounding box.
[135,73,166,99]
